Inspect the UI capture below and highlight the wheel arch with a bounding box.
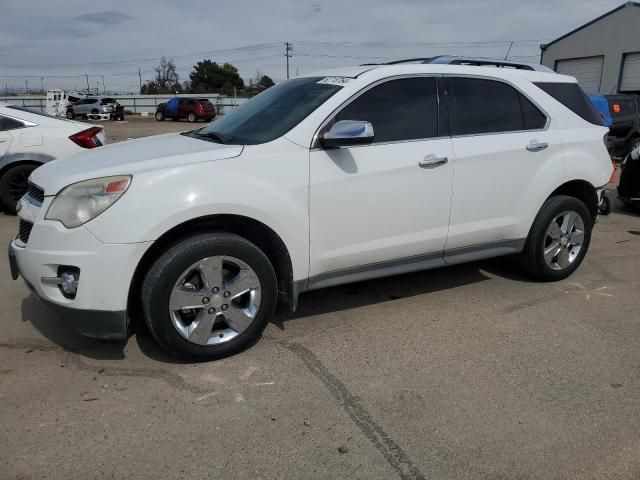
[127,214,295,329]
[548,179,599,221]
[0,159,43,181]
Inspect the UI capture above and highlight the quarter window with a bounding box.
[449,77,546,135]
[0,115,26,131]
[334,77,438,143]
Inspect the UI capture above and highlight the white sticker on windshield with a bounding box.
[317,76,353,86]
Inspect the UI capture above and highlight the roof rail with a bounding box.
[378,55,553,72]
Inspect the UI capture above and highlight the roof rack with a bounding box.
[373,55,553,72]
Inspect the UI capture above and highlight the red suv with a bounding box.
[155,97,216,123]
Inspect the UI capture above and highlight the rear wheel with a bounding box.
[187,112,197,123]
[66,110,75,120]
[142,233,277,360]
[0,164,38,214]
[519,195,592,281]
[155,111,164,121]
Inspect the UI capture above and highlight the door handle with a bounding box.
[419,156,448,169]
[526,142,548,152]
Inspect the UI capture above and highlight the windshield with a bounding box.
[197,77,343,145]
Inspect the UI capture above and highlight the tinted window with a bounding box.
[335,77,438,143]
[0,115,26,131]
[197,76,342,145]
[101,98,116,105]
[188,100,196,106]
[449,77,532,135]
[520,94,547,130]
[535,82,603,125]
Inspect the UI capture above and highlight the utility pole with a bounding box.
[96,81,100,94]
[504,41,514,60]
[138,68,142,92]
[284,41,293,80]
[5,84,9,96]
[85,74,90,94]
[40,77,44,93]
[101,76,105,94]
[25,80,29,94]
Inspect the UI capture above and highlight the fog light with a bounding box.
[60,270,79,295]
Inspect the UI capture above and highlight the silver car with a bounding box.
[66,97,116,119]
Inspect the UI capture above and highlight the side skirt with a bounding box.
[291,239,525,310]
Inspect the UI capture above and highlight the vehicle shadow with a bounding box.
[21,294,127,360]
[21,256,533,364]
[274,256,531,328]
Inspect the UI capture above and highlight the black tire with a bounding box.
[598,192,612,215]
[155,111,164,121]
[0,164,38,214]
[66,110,75,120]
[187,112,197,123]
[141,233,277,360]
[519,195,592,281]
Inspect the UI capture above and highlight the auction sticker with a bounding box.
[317,76,353,86]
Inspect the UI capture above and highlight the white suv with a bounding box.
[10,64,612,360]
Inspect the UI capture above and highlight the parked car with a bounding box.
[618,144,640,208]
[601,94,640,157]
[66,97,118,120]
[0,104,105,213]
[10,63,611,360]
[155,97,216,123]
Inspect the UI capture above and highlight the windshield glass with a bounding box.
[198,77,343,145]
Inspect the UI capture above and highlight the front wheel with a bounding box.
[155,111,164,121]
[519,195,592,281]
[142,233,277,360]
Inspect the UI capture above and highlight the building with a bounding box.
[540,2,640,94]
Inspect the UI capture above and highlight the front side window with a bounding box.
[334,77,438,143]
[449,77,545,135]
[197,76,343,145]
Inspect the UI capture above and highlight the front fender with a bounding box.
[85,140,310,280]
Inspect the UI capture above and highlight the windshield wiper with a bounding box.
[194,130,231,144]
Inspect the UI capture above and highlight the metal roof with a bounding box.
[541,1,640,50]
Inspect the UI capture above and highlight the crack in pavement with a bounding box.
[280,341,426,480]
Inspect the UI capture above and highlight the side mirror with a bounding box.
[320,120,374,148]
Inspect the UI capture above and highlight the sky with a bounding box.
[0,0,628,93]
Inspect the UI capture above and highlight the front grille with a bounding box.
[18,219,33,244]
[26,181,45,204]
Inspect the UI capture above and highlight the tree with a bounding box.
[140,57,181,94]
[258,75,275,89]
[188,60,245,93]
[248,70,275,95]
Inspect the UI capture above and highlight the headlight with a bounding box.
[45,176,131,228]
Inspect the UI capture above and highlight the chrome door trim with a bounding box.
[304,239,526,293]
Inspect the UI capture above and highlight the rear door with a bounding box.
[445,76,563,253]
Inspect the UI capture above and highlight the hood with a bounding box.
[31,133,243,195]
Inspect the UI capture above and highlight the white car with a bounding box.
[10,63,612,360]
[0,104,105,213]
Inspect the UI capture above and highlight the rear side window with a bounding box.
[0,115,26,131]
[535,82,603,125]
[448,77,546,135]
[335,77,438,143]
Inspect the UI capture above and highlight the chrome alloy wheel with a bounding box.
[543,210,585,271]
[169,256,262,345]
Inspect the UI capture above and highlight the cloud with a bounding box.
[74,11,134,25]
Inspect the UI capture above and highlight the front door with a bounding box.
[309,76,454,281]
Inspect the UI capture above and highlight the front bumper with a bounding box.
[10,198,152,340]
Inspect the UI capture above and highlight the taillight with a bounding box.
[69,127,103,149]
